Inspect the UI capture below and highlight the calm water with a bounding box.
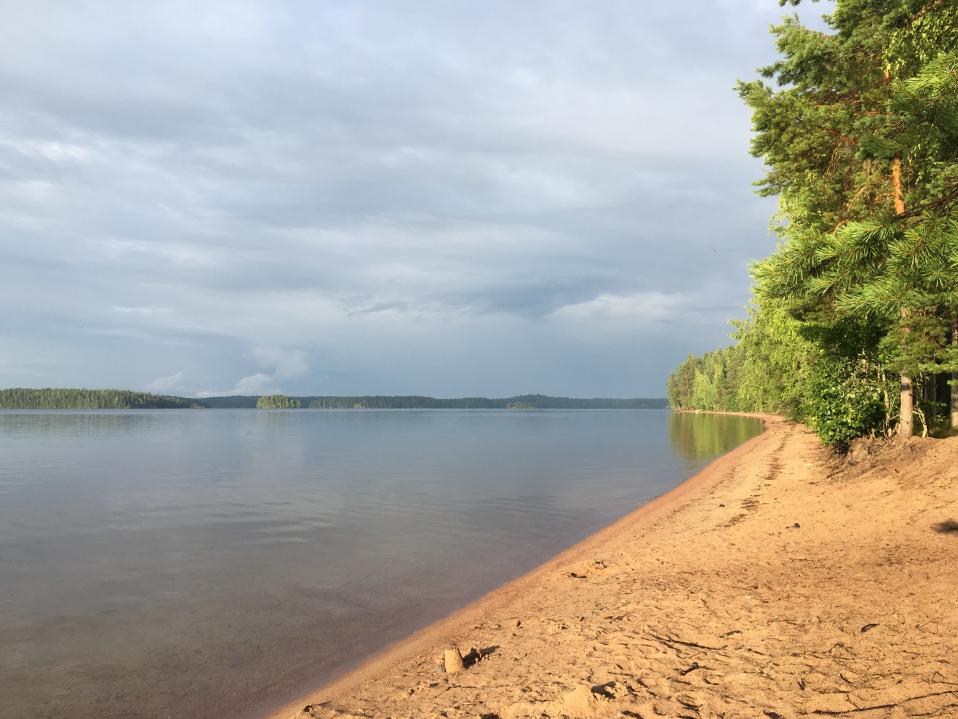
[0,409,761,719]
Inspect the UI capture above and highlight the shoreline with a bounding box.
[267,412,780,718]
[265,414,958,718]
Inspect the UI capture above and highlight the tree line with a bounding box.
[269,394,667,410]
[0,388,197,409]
[256,395,301,409]
[302,394,667,410]
[0,390,667,411]
[669,0,958,446]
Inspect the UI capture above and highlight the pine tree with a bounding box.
[740,0,958,436]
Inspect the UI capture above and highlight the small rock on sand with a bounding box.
[443,647,465,674]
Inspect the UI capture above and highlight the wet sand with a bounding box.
[267,416,958,718]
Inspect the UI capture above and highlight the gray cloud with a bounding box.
[0,1,829,397]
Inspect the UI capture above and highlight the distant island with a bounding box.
[0,389,667,410]
[0,388,200,409]
[255,394,302,409]
[203,393,667,410]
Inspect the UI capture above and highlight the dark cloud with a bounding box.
[0,1,829,396]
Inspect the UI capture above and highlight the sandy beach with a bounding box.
[269,416,958,719]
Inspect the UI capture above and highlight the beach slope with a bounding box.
[271,418,958,718]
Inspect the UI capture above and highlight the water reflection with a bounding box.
[0,409,762,719]
[668,412,764,465]
[0,409,173,437]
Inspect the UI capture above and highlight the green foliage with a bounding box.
[803,358,891,447]
[668,306,898,446]
[256,394,301,409]
[668,348,740,412]
[669,302,812,418]
[671,0,958,444]
[0,388,197,409]
[732,301,814,418]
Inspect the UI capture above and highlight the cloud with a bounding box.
[551,292,687,324]
[0,1,829,396]
[227,372,275,396]
[195,347,309,397]
[113,306,172,316]
[144,371,185,394]
[251,347,309,379]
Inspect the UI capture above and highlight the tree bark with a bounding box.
[892,154,915,438]
[951,320,958,430]
[892,156,906,214]
[900,374,914,438]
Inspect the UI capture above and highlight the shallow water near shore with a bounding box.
[0,409,761,719]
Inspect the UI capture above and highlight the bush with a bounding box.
[804,358,890,448]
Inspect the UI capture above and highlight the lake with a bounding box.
[0,409,762,718]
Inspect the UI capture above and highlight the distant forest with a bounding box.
[0,388,198,409]
[0,388,668,409]
[255,394,302,409]
[203,394,668,410]
[0,389,666,410]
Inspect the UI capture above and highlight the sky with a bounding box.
[0,1,830,398]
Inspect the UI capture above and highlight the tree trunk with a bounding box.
[892,154,914,438]
[892,156,906,214]
[900,374,914,439]
[951,321,958,430]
